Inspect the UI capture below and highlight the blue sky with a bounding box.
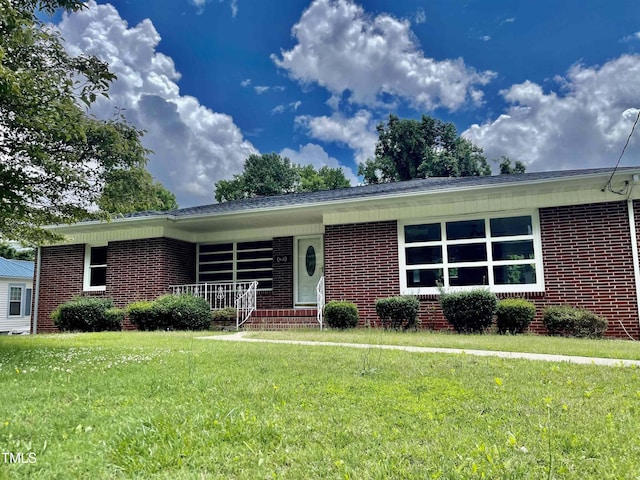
[55,0,640,207]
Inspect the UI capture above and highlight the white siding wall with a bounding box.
[0,278,33,333]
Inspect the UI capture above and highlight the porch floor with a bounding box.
[241,308,320,330]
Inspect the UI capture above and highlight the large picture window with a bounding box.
[399,213,543,294]
[198,240,273,290]
[84,245,107,291]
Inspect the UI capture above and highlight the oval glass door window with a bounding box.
[305,246,316,276]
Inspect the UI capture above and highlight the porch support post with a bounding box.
[627,199,640,335]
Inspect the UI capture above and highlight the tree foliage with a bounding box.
[0,0,166,243]
[498,156,527,174]
[215,153,351,202]
[99,167,178,214]
[0,242,34,261]
[358,114,524,184]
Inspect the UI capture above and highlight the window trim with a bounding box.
[83,244,107,292]
[8,284,25,317]
[398,210,545,295]
[197,240,274,291]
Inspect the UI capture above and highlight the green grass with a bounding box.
[246,328,640,360]
[0,331,639,478]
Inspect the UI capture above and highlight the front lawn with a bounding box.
[1,331,639,478]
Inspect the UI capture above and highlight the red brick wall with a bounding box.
[35,238,196,332]
[257,236,293,309]
[324,203,640,338]
[325,221,400,326]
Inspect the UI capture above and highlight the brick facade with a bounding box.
[323,202,640,338]
[257,236,293,309]
[324,221,400,327]
[35,238,196,333]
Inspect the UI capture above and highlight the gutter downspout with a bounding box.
[627,199,640,337]
[32,246,42,335]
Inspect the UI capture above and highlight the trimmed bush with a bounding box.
[324,301,359,329]
[211,307,237,328]
[439,289,498,333]
[375,296,420,330]
[151,294,212,331]
[496,298,535,334]
[103,308,125,331]
[52,297,120,332]
[543,305,608,338]
[126,300,156,331]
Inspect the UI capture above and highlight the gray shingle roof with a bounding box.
[0,257,34,279]
[150,167,635,218]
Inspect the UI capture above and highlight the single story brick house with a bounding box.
[32,167,640,338]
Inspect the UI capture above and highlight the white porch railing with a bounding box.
[169,282,258,329]
[316,276,325,330]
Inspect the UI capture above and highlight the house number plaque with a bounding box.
[275,255,289,263]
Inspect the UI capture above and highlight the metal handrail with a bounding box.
[236,281,258,329]
[316,276,325,330]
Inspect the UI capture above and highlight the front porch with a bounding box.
[169,278,325,330]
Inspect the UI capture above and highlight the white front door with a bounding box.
[295,236,323,305]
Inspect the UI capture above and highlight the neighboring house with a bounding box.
[0,257,34,334]
[32,167,640,338]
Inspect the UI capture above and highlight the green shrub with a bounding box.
[102,308,125,331]
[439,289,497,333]
[543,305,608,338]
[126,300,157,331]
[496,298,535,334]
[375,296,420,330]
[151,294,211,331]
[324,301,359,329]
[52,297,120,332]
[211,307,237,328]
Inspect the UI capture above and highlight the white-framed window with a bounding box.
[399,211,544,294]
[198,240,273,290]
[83,245,107,291]
[8,285,23,317]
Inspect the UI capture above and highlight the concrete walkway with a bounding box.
[199,331,640,367]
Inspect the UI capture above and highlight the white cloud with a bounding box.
[463,54,640,171]
[272,0,494,111]
[58,1,256,207]
[231,0,238,17]
[296,110,378,164]
[280,143,358,184]
[480,35,491,42]
[254,86,270,94]
[271,101,302,115]
[271,105,286,114]
[500,17,516,25]
[240,78,251,87]
[414,9,426,25]
[621,32,640,42]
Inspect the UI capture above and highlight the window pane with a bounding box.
[406,269,443,288]
[9,302,21,316]
[199,243,233,254]
[199,252,233,263]
[406,246,442,265]
[490,216,533,237]
[237,240,273,250]
[404,223,441,243]
[237,250,272,261]
[446,219,485,240]
[238,270,273,281]
[492,240,535,261]
[9,287,22,301]
[237,260,273,270]
[90,266,107,287]
[199,262,233,273]
[447,243,487,263]
[90,246,107,266]
[449,266,488,286]
[199,271,233,282]
[494,265,537,285]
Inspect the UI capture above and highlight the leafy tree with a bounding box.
[358,114,492,183]
[498,156,527,174]
[0,0,151,244]
[0,242,34,261]
[215,153,351,202]
[99,167,178,214]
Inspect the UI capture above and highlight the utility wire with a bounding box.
[604,109,640,193]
